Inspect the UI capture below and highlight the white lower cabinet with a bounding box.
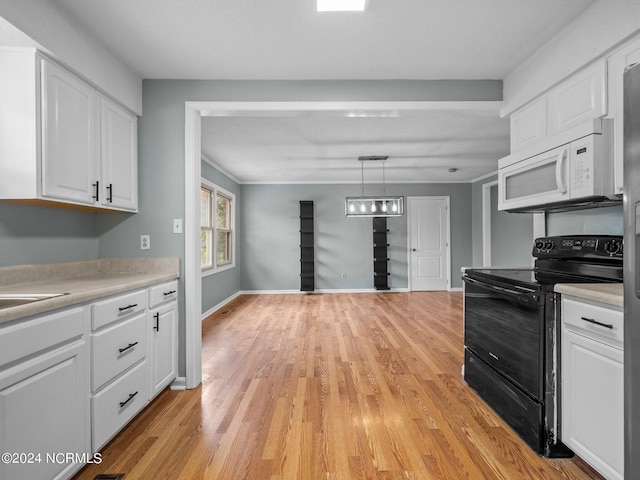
[0,307,89,480]
[92,360,148,450]
[0,280,179,480]
[148,281,178,398]
[561,296,623,480]
[149,303,178,398]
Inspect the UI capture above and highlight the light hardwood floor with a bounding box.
[73,292,598,480]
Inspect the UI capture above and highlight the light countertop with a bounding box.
[0,258,180,325]
[554,283,623,307]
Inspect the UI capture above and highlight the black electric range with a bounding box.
[462,235,623,457]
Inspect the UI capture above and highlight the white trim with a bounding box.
[185,104,202,389]
[533,212,546,240]
[237,288,410,295]
[201,291,242,320]
[482,180,498,267]
[406,196,451,291]
[197,100,503,117]
[184,100,501,389]
[170,377,187,391]
[200,178,236,275]
[201,153,242,184]
[239,179,480,185]
[470,170,498,183]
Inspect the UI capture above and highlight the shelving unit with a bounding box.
[372,217,390,290]
[299,201,315,292]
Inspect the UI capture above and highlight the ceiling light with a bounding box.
[345,156,404,217]
[317,0,367,12]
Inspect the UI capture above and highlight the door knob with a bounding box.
[412,248,417,251]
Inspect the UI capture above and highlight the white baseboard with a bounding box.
[170,377,187,390]
[202,287,457,322]
[201,291,242,321]
[238,288,411,294]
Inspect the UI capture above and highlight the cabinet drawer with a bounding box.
[562,296,623,348]
[91,313,146,391]
[92,359,148,451]
[92,290,146,331]
[149,280,178,309]
[0,306,85,367]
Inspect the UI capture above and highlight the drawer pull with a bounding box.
[118,303,138,312]
[153,312,160,332]
[163,290,176,296]
[119,391,138,408]
[118,341,139,353]
[580,316,614,329]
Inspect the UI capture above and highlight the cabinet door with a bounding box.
[148,302,178,398]
[41,60,98,205]
[101,98,138,211]
[547,60,607,137]
[510,97,547,153]
[0,341,88,480]
[562,329,623,480]
[608,34,640,195]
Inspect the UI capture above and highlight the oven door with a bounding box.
[463,275,545,400]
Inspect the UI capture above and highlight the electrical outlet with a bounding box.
[140,234,150,250]
[173,219,183,234]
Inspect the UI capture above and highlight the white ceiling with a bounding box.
[42,0,595,183]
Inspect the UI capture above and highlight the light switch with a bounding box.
[173,219,183,234]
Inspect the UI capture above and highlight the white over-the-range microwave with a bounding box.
[497,118,621,213]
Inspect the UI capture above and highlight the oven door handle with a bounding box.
[464,277,542,304]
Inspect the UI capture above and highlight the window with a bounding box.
[201,181,235,273]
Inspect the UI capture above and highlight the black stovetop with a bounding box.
[464,264,622,292]
[464,235,624,292]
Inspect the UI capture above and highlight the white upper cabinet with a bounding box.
[101,99,138,210]
[509,60,607,154]
[41,60,99,206]
[607,33,640,195]
[547,61,607,137]
[510,97,547,153]
[0,49,138,212]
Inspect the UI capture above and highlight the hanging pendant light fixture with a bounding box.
[345,156,404,217]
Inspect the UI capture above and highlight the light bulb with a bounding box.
[360,203,366,213]
[371,202,377,213]
[381,202,388,212]
[392,202,398,212]
[349,202,355,213]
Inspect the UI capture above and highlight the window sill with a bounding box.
[201,263,235,277]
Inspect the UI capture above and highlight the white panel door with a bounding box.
[408,197,450,291]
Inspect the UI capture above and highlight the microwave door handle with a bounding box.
[555,148,568,193]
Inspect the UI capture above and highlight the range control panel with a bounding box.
[533,235,623,259]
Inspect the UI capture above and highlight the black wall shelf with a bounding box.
[372,217,390,290]
[300,201,315,292]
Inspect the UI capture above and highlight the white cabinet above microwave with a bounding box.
[498,119,618,213]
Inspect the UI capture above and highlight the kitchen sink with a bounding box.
[0,293,67,309]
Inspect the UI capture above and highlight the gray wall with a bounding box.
[201,160,241,313]
[490,185,533,267]
[0,202,98,266]
[470,174,534,267]
[240,183,472,291]
[0,79,502,376]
